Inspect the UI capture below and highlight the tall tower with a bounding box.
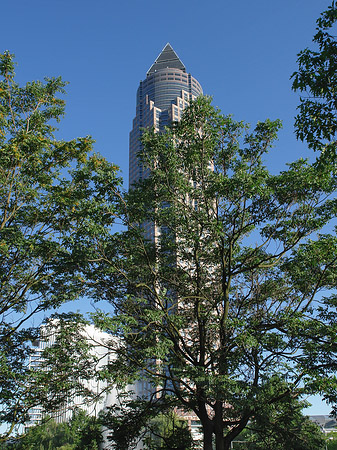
[129,43,203,187]
[128,46,204,447]
[128,44,203,402]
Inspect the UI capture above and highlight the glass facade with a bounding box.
[129,43,203,188]
[129,46,205,444]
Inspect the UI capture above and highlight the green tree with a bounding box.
[100,398,196,450]
[236,379,325,450]
[28,314,101,417]
[5,409,102,450]
[100,397,168,450]
[144,410,196,450]
[88,97,337,450]
[291,2,337,164]
[0,52,121,438]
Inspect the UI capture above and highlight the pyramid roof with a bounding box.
[147,43,186,76]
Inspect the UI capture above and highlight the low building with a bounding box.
[26,322,120,427]
[310,415,337,434]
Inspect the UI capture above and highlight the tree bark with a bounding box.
[215,434,226,450]
[203,423,213,450]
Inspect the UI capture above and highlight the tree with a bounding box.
[236,379,325,450]
[87,96,337,450]
[100,398,196,450]
[291,2,337,164]
[144,410,196,450]
[4,409,102,450]
[27,313,102,417]
[0,52,121,437]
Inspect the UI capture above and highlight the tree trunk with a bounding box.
[203,424,213,450]
[222,436,232,450]
[215,431,226,450]
[214,401,225,450]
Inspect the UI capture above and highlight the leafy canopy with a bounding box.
[0,51,121,438]
[4,409,102,450]
[88,96,337,450]
[292,2,337,164]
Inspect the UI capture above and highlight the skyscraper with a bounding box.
[128,45,202,401]
[129,43,203,187]
[128,48,204,447]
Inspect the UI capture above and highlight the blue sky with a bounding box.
[2,0,326,180]
[1,0,333,414]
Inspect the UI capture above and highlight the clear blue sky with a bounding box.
[2,0,326,180]
[1,0,333,415]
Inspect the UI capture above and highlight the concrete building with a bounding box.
[310,415,337,434]
[27,323,119,427]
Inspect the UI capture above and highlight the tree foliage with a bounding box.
[0,52,121,437]
[88,96,337,450]
[100,396,196,450]
[4,409,102,450]
[292,2,337,164]
[27,313,101,416]
[237,379,325,450]
[144,410,196,450]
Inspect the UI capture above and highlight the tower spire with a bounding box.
[147,43,186,76]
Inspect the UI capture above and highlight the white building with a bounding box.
[26,322,121,427]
